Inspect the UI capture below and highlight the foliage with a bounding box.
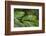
[14,9,39,27]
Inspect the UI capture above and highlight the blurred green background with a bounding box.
[14,8,39,27]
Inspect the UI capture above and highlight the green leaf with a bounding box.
[14,11,25,18]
